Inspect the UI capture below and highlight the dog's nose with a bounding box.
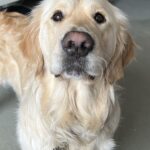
[62,31,94,57]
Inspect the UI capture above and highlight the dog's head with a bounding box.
[26,0,135,83]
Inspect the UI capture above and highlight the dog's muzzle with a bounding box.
[58,31,95,79]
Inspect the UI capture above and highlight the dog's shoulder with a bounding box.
[0,12,27,25]
[0,12,28,36]
[0,12,29,53]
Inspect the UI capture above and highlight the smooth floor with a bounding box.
[0,0,150,150]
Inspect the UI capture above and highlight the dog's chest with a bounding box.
[41,79,109,146]
[47,87,98,144]
[50,113,97,145]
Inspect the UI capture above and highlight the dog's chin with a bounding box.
[63,68,85,80]
[54,69,95,80]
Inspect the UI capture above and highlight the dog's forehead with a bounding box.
[42,0,107,8]
[41,0,112,19]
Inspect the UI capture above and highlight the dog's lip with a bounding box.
[88,75,95,80]
[54,73,95,80]
[55,74,61,78]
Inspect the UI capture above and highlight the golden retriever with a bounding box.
[0,0,135,150]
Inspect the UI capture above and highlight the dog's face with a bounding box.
[38,0,134,81]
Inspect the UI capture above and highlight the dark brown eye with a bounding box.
[94,12,106,24]
[52,10,64,22]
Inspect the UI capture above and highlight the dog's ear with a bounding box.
[21,8,45,76]
[105,6,136,84]
[105,32,135,84]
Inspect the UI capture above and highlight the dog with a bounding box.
[0,0,135,150]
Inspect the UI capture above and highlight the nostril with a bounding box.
[68,40,75,49]
[81,42,86,50]
[81,41,92,50]
[63,40,77,56]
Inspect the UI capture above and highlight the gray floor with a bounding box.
[0,0,150,150]
[115,0,150,149]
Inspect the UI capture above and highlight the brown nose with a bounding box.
[62,31,94,57]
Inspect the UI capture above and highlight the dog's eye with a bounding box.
[52,10,64,22]
[94,12,106,24]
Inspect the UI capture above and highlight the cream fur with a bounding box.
[0,0,135,150]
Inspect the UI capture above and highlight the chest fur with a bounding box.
[40,79,112,144]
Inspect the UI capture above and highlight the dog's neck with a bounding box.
[38,72,114,133]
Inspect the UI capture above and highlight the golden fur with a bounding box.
[0,0,135,150]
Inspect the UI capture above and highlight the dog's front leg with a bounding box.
[17,111,57,150]
[96,138,115,150]
[69,137,115,150]
[18,126,57,150]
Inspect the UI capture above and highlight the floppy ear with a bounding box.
[105,32,135,84]
[21,8,45,76]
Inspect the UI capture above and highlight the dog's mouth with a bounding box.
[55,71,95,80]
[54,57,95,80]
[50,52,104,81]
